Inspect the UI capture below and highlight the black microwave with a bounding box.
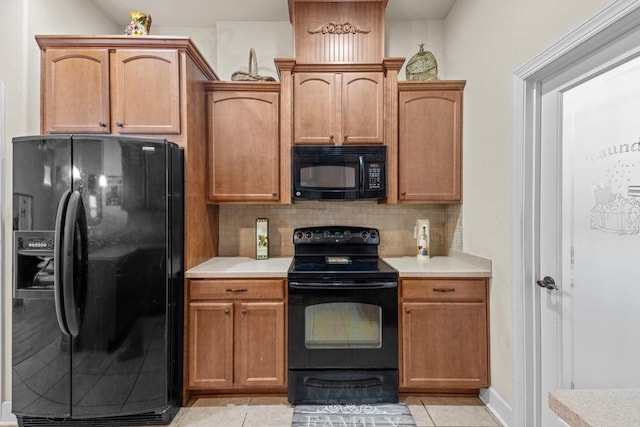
[292,145,387,200]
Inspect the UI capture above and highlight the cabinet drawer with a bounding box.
[190,279,285,300]
[401,279,486,302]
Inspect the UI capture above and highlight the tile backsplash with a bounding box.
[218,202,462,258]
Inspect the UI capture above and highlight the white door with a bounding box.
[538,54,640,426]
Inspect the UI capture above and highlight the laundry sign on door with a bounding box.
[587,138,640,235]
[571,59,640,236]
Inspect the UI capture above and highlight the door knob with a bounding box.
[536,276,558,290]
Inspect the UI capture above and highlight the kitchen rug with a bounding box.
[292,403,416,427]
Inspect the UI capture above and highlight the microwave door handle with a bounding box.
[359,155,365,193]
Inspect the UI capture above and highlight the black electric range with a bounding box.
[287,226,399,404]
[287,226,398,282]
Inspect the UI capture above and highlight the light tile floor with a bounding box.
[170,396,503,427]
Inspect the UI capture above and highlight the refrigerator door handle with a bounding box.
[54,190,72,336]
[62,190,88,337]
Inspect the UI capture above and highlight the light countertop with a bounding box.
[549,389,640,427]
[186,256,293,278]
[185,250,491,279]
[383,250,491,278]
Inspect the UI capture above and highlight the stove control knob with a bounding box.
[305,231,313,239]
[369,231,378,241]
[360,230,369,240]
[295,231,303,240]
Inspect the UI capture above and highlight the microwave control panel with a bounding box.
[366,163,383,190]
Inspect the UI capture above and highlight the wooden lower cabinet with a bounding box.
[186,279,286,394]
[399,278,489,391]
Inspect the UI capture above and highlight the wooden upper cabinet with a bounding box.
[342,72,384,144]
[289,0,386,64]
[112,49,181,134]
[42,47,180,134]
[397,81,466,203]
[293,71,384,145]
[42,48,111,133]
[36,36,211,136]
[205,82,281,203]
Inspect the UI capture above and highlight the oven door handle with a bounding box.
[288,281,397,290]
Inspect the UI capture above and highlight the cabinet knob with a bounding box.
[272,192,277,197]
[116,121,124,127]
[224,309,230,315]
[344,134,349,141]
[405,308,411,314]
[241,309,248,315]
[329,134,335,141]
[401,192,407,196]
[98,121,106,127]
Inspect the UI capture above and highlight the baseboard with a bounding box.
[479,387,513,427]
[1,401,16,425]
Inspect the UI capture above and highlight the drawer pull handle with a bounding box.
[226,288,248,293]
[433,288,456,293]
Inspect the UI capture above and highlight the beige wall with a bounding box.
[443,0,612,407]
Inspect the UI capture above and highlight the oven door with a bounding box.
[288,280,398,370]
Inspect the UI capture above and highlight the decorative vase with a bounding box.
[406,44,438,81]
[125,11,152,36]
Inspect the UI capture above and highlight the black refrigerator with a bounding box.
[11,134,184,426]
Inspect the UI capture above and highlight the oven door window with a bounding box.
[305,302,382,349]
[300,164,357,189]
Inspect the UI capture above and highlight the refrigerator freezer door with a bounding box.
[12,135,72,418]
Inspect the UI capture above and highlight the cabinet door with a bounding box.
[293,72,384,145]
[208,91,280,203]
[398,88,463,202]
[236,301,286,387]
[42,49,110,134]
[112,49,180,134]
[401,302,488,389]
[342,72,384,145]
[188,301,234,389]
[293,73,337,144]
